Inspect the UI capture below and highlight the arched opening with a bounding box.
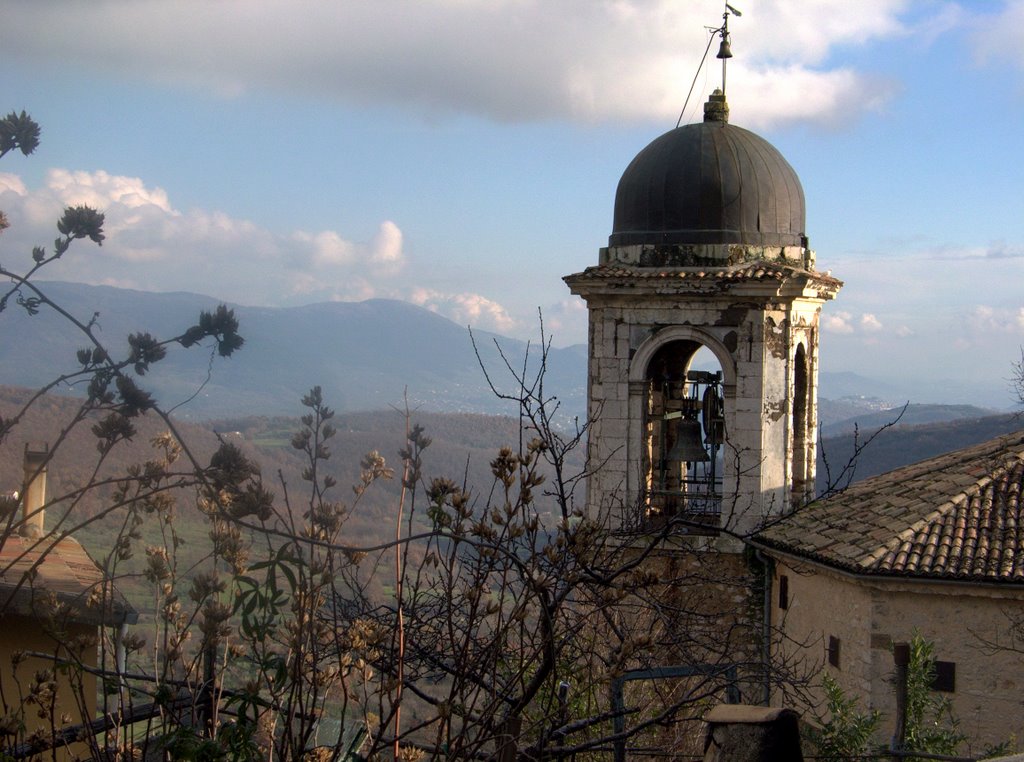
[642,340,725,531]
[791,343,809,508]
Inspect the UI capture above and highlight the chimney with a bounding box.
[21,444,48,539]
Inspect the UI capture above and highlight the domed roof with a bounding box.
[610,94,805,248]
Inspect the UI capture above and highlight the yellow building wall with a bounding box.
[866,581,1024,752]
[769,559,874,713]
[0,612,98,759]
[769,557,1024,754]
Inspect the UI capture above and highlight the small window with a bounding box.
[932,661,956,693]
[828,636,841,668]
[778,575,789,610]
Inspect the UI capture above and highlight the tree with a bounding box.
[1013,347,1024,409]
[806,633,966,762]
[900,634,966,760]
[0,113,250,759]
[804,673,880,761]
[1,113,818,761]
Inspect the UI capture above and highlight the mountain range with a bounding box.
[1,281,1014,424]
[1,281,587,422]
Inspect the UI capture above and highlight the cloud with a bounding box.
[971,0,1024,71]
[823,311,855,334]
[860,313,883,331]
[409,287,518,334]
[985,242,1024,259]
[541,299,588,345]
[966,305,1024,334]
[369,220,404,273]
[822,310,892,336]
[2,1,920,128]
[1,168,405,306]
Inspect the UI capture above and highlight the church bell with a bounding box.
[667,418,710,463]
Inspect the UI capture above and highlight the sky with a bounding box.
[1,0,1023,407]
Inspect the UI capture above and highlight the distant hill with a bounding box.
[2,282,1012,425]
[818,369,1014,411]
[816,412,1024,493]
[1,386,584,615]
[0,281,587,422]
[820,403,1000,439]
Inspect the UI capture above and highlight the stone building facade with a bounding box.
[563,85,1024,754]
[564,90,841,541]
[755,431,1024,750]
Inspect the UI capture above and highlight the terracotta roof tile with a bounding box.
[564,261,842,289]
[755,431,1024,582]
[0,535,135,625]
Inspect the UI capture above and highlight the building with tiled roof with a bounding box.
[752,430,1024,749]
[1,446,136,759]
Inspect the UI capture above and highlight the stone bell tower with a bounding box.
[565,90,841,540]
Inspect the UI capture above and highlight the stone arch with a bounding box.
[626,325,731,532]
[628,326,736,388]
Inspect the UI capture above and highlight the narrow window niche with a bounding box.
[828,635,841,668]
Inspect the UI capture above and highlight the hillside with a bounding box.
[4,282,1013,429]
[816,411,1024,492]
[0,281,588,421]
[1,386,584,614]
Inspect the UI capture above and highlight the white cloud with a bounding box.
[1,0,921,128]
[0,169,405,306]
[541,298,588,345]
[971,0,1024,70]
[369,221,404,273]
[0,173,28,196]
[966,305,1024,334]
[293,230,356,268]
[409,287,518,334]
[860,313,883,331]
[823,311,854,334]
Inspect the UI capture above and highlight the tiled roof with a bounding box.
[755,430,1024,582]
[0,535,135,625]
[564,261,842,289]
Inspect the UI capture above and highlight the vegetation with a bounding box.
[806,633,966,762]
[0,112,785,761]
[805,673,880,761]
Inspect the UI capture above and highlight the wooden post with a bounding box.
[891,642,910,762]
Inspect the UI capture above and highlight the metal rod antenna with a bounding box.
[719,3,741,97]
[721,11,728,96]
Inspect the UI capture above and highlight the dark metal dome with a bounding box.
[610,101,806,248]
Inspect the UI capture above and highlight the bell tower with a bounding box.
[565,90,841,540]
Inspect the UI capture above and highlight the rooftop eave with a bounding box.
[751,538,1024,588]
[564,263,842,301]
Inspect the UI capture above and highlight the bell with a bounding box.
[716,37,733,60]
[666,419,710,463]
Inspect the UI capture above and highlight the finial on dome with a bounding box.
[717,3,741,98]
[704,89,729,123]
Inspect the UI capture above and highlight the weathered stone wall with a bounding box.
[580,285,825,539]
[768,557,1024,752]
[867,580,1024,750]
[769,559,874,711]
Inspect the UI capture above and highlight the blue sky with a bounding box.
[1,1,1023,406]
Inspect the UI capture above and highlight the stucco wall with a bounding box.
[769,557,1024,754]
[0,612,98,759]
[866,580,1024,751]
[770,559,874,712]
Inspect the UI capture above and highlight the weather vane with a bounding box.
[676,2,742,128]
